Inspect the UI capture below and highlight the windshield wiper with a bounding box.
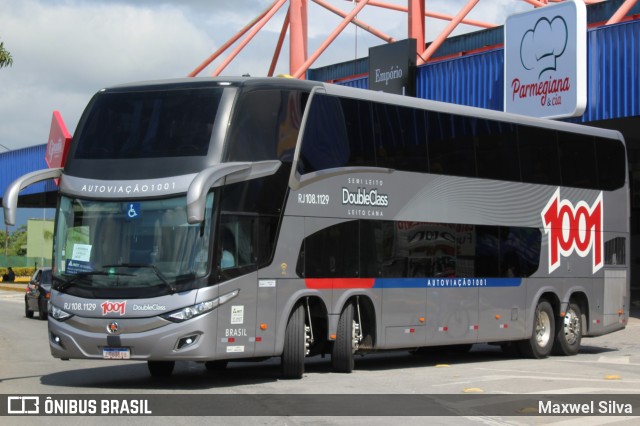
[103,263,177,294]
[55,271,132,292]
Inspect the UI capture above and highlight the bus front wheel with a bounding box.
[332,301,358,373]
[519,300,555,359]
[281,304,306,379]
[552,302,582,356]
[147,361,175,377]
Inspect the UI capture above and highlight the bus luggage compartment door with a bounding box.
[381,280,427,348]
[603,269,627,327]
[426,287,479,345]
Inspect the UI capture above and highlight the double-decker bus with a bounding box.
[3,77,629,379]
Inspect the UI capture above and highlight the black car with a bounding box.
[25,268,52,320]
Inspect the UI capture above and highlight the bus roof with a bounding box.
[100,76,624,144]
[102,76,323,93]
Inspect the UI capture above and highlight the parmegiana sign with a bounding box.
[504,0,586,119]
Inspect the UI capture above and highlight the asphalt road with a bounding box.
[1,286,639,425]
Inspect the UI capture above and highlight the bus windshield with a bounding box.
[73,87,223,160]
[53,194,214,295]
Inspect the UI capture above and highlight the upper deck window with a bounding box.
[74,88,223,159]
[298,93,626,191]
[225,89,307,162]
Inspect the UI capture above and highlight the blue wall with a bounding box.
[0,145,57,201]
[335,19,640,126]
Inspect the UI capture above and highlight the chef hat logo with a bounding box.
[520,16,568,79]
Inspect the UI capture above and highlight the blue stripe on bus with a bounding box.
[372,278,522,289]
[372,278,425,288]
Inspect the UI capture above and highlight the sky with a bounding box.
[0,0,532,153]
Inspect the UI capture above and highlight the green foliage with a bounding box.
[0,40,13,69]
[6,225,28,256]
[0,226,29,256]
[0,267,34,278]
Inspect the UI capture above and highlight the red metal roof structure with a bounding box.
[189,0,638,80]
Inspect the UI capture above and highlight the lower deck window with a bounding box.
[297,220,541,279]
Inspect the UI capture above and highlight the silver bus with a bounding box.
[3,77,629,379]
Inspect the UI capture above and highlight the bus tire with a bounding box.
[552,302,582,356]
[332,301,356,373]
[518,300,555,359]
[147,361,175,377]
[281,304,306,379]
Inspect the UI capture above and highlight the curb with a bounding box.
[0,284,25,293]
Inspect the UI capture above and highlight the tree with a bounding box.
[0,40,13,69]
[7,225,27,256]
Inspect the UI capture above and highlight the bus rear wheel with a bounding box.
[332,301,358,373]
[518,300,555,359]
[281,304,306,379]
[552,302,582,356]
[147,361,175,377]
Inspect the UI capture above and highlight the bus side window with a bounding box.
[298,94,350,174]
[342,98,375,168]
[301,220,360,278]
[220,228,236,269]
[373,103,428,173]
[558,134,598,189]
[226,89,284,162]
[518,126,560,185]
[475,120,519,182]
[595,137,626,190]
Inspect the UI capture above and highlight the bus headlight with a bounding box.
[162,299,219,323]
[49,304,74,322]
[161,290,239,323]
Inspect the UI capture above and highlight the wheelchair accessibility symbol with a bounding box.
[127,203,140,220]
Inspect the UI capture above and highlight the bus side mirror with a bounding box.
[185,161,281,224]
[3,168,63,226]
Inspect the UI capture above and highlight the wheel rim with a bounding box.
[563,308,581,345]
[535,310,551,347]
[304,324,311,356]
[351,320,360,354]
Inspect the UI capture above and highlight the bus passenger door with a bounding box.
[215,215,260,359]
[215,273,258,359]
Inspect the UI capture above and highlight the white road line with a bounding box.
[432,375,640,387]
[549,358,640,366]
[0,293,24,303]
[546,417,637,426]
[463,416,517,426]
[526,387,640,394]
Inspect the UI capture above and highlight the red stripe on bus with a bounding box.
[305,278,376,289]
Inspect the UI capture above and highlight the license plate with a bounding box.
[103,347,130,360]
